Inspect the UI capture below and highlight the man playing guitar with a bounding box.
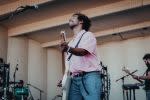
[60,13,102,100]
[131,54,150,100]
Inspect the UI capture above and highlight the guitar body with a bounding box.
[62,73,71,100]
[60,31,71,100]
[62,60,71,100]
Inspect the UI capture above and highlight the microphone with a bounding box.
[21,5,38,9]
[16,64,18,71]
[13,63,18,78]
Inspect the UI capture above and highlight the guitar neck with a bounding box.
[62,33,66,42]
[128,72,143,83]
[60,31,67,74]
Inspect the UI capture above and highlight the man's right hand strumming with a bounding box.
[60,42,69,52]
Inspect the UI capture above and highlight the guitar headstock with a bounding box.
[60,30,65,35]
[60,30,66,42]
[122,67,130,74]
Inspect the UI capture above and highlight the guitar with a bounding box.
[60,31,71,100]
[122,67,143,84]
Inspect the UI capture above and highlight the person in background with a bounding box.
[133,54,150,100]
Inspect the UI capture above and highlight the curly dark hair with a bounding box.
[143,53,150,60]
[73,13,91,31]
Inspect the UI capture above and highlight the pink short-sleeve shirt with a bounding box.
[67,30,102,73]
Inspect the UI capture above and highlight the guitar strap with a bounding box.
[67,31,86,61]
[66,31,89,95]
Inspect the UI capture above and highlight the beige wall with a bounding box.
[6,37,63,100]
[0,26,7,62]
[27,40,63,100]
[97,36,150,100]
[28,39,47,100]
[44,36,150,100]
[4,34,150,100]
[7,36,28,83]
[47,48,63,100]
[3,27,150,100]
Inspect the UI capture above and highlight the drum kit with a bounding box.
[0,63,34,100]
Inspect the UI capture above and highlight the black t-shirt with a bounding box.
[145,68,150,90]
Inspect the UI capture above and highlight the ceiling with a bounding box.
[97,27,150,44]
[0,0,121,28]
[0,0,149,46]
[27,6,150,44]
[0,0,17,6]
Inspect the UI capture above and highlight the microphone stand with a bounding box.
[116,70,138,100]
[13,64,18,94]
[116,70,138,82]
[100,61,110,100]
[27,84,44,100]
